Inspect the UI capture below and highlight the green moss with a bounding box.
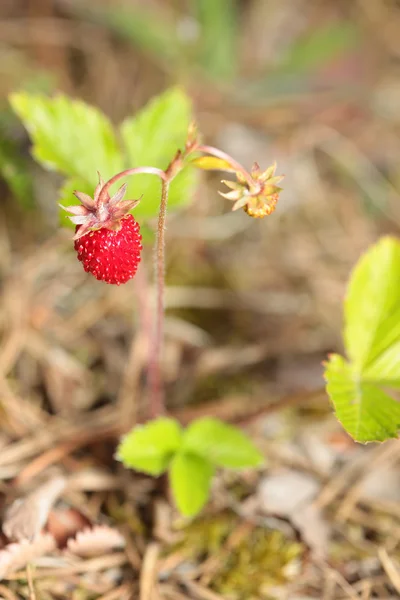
[213,528,302,599]
[171,512,303,599]
[173,513,233,557]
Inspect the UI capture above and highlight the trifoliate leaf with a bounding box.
[9,93,124,186]
[170,452,214,517]
[120,87,197,219]
[116,417,182,476]
[325,354,400,443]
[183,417,264,468]
[325,237,400,442]
[344,237,400,379]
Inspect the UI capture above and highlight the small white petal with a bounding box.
[69,215,88,225]
[61,204,89,216]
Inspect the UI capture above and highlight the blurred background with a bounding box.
[1,1,400,598]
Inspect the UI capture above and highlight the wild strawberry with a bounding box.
[74,215,142,285]
[61,174,142,285]
[219,162,283,218]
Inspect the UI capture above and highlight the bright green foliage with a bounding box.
[120,87,196,219]
[344,237,400,377]
[117,416,263,517]
[9,87,196,229]
[325,355,400,443]
[10,92,124,227]
[170,453,214,517]
[183,417,264,468]
[9,93,124,182]
[325,237,400,442]
[116,417,182,476]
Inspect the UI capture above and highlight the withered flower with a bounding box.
[60,173,141,240]
[220,162,283,218]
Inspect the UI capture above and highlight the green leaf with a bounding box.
[9,93,124,185]
[120,87,197,219]
[183,417,264,468]
[280,21,358,74]
[325,237,400,442]
[193,0,238,81]
[170,452,214,517]
[344,237,400,379]
[325,354,400,443]
[116,417,182,476]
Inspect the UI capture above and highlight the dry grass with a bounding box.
[1,0,400,598]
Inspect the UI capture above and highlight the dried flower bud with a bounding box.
[219,162,283,218]
[60,173,141,240]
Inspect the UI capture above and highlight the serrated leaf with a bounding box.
[9,93,124,185]
[120,87,197,219]
[170,452,213,517]
[183,417,264,468]
[325,354,400,443]
[116,417,182,476]
[345,237,400,378]
[325,237,400,442]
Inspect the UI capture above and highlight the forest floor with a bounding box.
[2,0,400,598]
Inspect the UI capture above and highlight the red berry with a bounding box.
[74,215,142,285]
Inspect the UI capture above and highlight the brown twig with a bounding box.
[26,563,36,600]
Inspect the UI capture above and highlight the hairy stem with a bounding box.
[97,166,170,418]
[148,178,170,417]
[196,144,253,187]
[98,166,167,206]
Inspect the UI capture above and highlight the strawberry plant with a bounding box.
[10,84,400,516]
[324,236,400,443]
[10,87,281,517]
[117,417,263,516]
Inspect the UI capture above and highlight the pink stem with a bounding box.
[196,144,254,187]
[98,167,167,206]
[97,166,169,418]
[147,178,170,417]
